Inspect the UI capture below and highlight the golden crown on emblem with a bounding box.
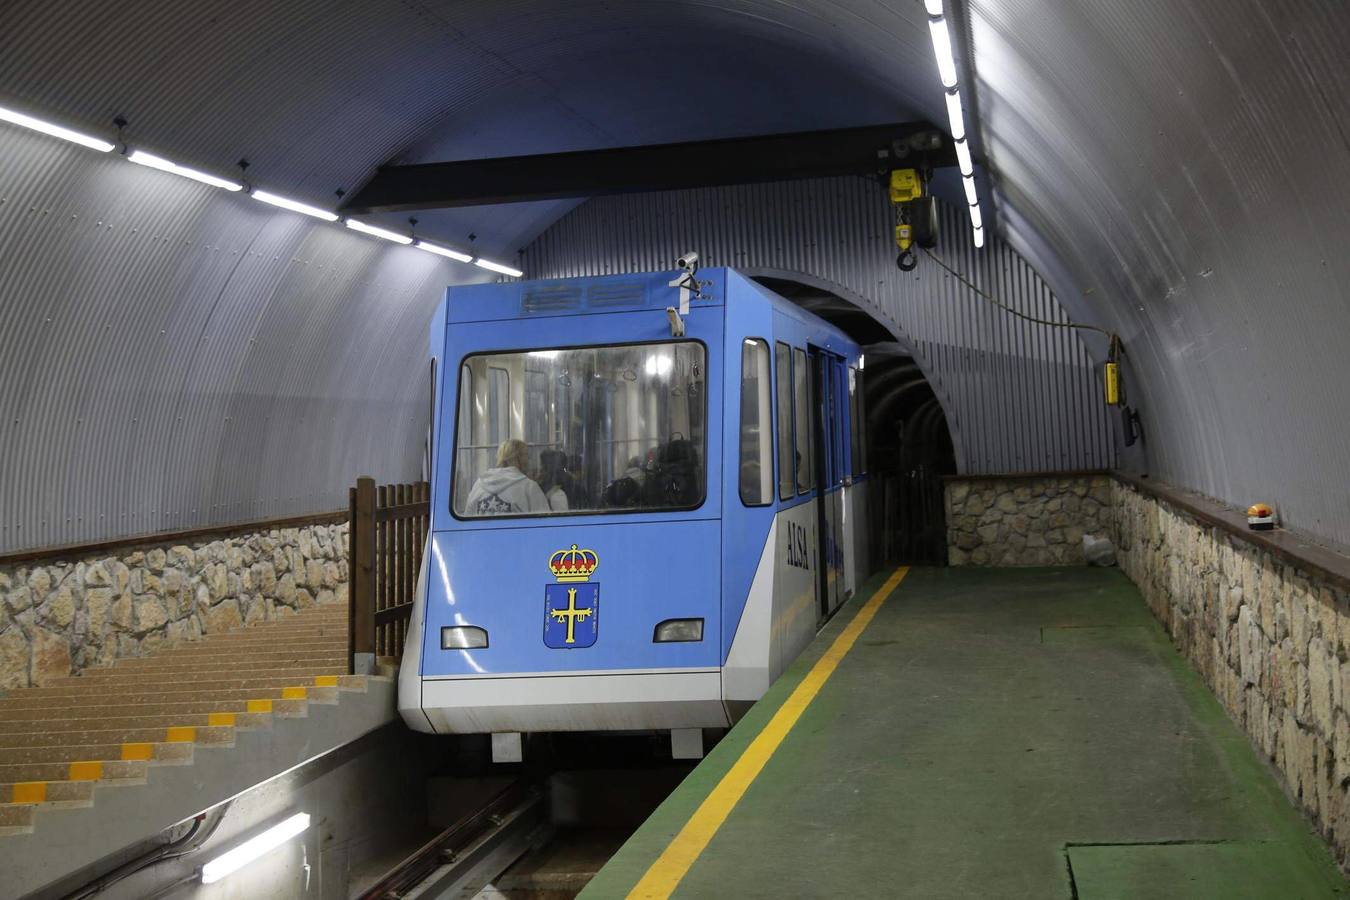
[549,544,599,582]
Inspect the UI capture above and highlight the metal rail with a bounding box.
[357,780,549,900]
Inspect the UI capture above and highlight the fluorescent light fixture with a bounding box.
[928,17,959,88]
[415,240,473,263]
[969,203,983,230]
[944,90,966,142]
[925,0,944,14]
[474,258,523,277]
[0,104,115,152]
[127,150,242,191]
[201,813,309,884]
[962,173,978,206]
[345,219,412,244]
[251,190,338,222]
[973,226,986,249]
[955,138,974,176]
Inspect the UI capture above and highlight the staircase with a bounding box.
[0,601,385,837]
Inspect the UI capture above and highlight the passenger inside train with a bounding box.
[463,438,550,515]
[452,341,707,517]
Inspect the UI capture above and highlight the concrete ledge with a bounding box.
[1114,472,1350,595]
[0,677,396,899]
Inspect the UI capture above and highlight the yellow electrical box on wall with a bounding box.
[889,169,923,204]
[1104,362,1121,405]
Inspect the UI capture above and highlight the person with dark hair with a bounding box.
[538,449,570,512]
[645,439,701,507]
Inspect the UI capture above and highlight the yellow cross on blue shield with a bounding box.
[544,583,599,648]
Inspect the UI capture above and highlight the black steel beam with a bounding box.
[341,122,954,214]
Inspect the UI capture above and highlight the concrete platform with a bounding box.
[584,567,1349,898]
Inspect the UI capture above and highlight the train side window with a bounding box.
[856,367,868,475]
[775,342,794,500]
[739,338,772,506]
[848,366,861,477]
[455,365,475,502]
[793,347,814,493]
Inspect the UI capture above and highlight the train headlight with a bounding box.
[441,626,489,649]
[653,618,704,643]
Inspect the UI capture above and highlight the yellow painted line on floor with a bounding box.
[208,712,237,727]
[11,782,46,804]
[282,686,308,700]
[627,566,911,900]
[165,726,196,743]
[68,761,103,781]
[314,675,339,687]
[246,699,273,713]
[121,742,154,761]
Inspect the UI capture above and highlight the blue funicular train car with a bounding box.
[399,261,871,760]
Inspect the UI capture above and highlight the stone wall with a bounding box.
[945,474,1114,565]
[1114,479,1350,865]
[0,521,349,690]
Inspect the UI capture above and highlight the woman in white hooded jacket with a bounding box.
[464,439,550,516]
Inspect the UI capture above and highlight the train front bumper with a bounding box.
[404,669,731,734]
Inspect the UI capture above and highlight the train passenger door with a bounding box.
[810,348,846,620]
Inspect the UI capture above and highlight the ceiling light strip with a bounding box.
[127,150,242,191]
[251,190,339,222]
[0,103,115,152]
[474,258,524,278]
[416,240,473,262]
[2,98,521,275]
[927,5,983,249]
[345,218,413,245]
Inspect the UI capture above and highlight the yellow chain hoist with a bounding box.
[889,169,924,271]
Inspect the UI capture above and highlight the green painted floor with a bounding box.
[581,567,1349,899]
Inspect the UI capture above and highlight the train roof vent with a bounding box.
[521,284,582,314]
[586,281,647,309]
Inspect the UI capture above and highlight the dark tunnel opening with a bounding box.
[753,278,957,565]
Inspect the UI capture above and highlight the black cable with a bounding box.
[62,801,232,899]
[920,245,1116,340]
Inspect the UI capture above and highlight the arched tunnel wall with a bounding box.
[0,130,465,554]
[969,0,1350,550]
[519,177,1114,477]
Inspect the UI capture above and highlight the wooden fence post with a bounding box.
[350,476,377,675]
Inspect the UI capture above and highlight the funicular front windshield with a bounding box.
[452,341,707,518]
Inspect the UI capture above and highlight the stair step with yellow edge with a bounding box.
[0,711,271,733]
[0,740,194,767]
[0,685,313,713]
[109,651,349,671]
[0,724,235,750]
[0,700,272,723]
[0,779,95,808]
[1,676,348,702]
[48,664,349,686]
[0,759,148,785]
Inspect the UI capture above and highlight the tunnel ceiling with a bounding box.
[1,0,1347,548]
